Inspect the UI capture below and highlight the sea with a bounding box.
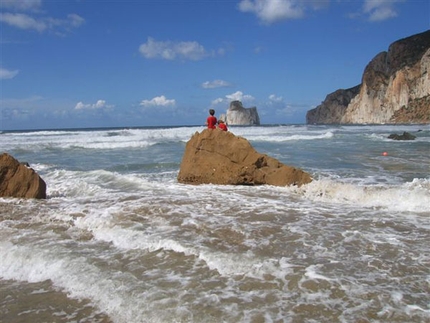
[0,124,429,323]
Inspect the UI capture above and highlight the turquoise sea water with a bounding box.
[0,124,429,323]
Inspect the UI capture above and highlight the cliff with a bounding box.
[220,101,260,125]
[306,30,430,124]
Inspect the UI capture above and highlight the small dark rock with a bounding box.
[388,131,416,140]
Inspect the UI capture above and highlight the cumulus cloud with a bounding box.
[0,12,46,31]
[211,97,224,106]
[211,91,255,107]
[269,94,283,102]
[226,91,255,102]
[74,100,112,110]
[0,0,42,12]
[238,0,304,24]
[139,95,176,108]
[0,67,19,79]
[139,37,224,61]
[202,79,232,89]
[363,0,399,21]
[0,2,84,34]
[66,13,85,28]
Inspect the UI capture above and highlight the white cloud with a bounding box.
[363,0,399,21]
[0,0,42,12]
[211,98,224,106]
[0,12,46,32]
[0,4,84,34]
[0,67,19,79]
[67,13,85,28]
[226,91,255,102]
[139,95,176,108]
[202,79,232,89]
[75,100,112,110]
[139,37,221,61]
[269,94,283,102]
[238,0,304,24]
[211,91,255,107]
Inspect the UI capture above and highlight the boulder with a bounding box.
[177,129,312,187]
[0,153,47,199]
[388,131,417,140]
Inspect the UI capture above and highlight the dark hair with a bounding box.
[209,109,215,116]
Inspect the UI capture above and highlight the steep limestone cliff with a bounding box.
[305,86,360,124]
[306,30,430,124]
[220,101,260,125]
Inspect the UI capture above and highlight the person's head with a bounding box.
[218,120,224,124]
[209,109,215,116]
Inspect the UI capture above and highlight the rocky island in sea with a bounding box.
[306,30,430,124]
[219,100,260,126]
[177,129,311,187]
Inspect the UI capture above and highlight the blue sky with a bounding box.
[1,0,428,130]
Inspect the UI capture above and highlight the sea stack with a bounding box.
[177,129,312,187]
[220,100,260,126]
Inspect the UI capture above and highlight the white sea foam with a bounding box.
[1,124,429,323]
[1,127,202,151]
[288,177,430,213]
[0,241,157,323]
[236,131,335,142]
[71,209,292,279]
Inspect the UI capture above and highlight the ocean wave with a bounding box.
[288,177,430,213]
[45,169,161,198]
[242,131,335,142]
[0,127,200,151]
[0,240,152,323]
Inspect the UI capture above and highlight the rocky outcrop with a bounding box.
[306,30,430,124]
[0,153,47,199]
[388,132,416,140]
[220,101,260,125]
[177,129,312,187]
[390,95,430,123]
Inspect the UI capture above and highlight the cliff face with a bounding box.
[306,30,430,124]
[221,101,260,125]
[305,86,360,124]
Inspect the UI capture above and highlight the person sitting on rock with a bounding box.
[218,120,228,131]
[206,109,217,129]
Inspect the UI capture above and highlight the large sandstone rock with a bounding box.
[220,100,260,125]
[177,129,312,187]
[306,30,430,124]
[0,153,47,199]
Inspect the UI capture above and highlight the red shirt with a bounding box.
[218,123,228,131]
[207,116,217,129]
